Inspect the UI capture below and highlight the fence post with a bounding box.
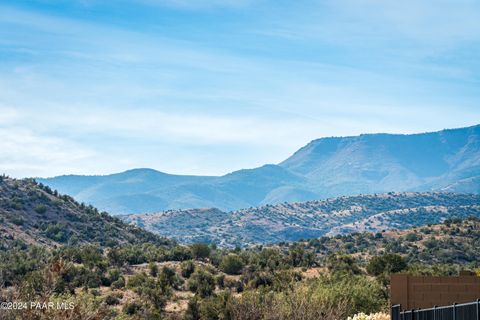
[391,304,401,320]
[476,299,479,320]
[412,309,415,320]
[433,305,437,320]
[453,302,457,320]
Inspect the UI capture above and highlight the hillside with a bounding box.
[121,192,480,247]
[37,125,480,214]
[2,214,480,320]
[294,216,480,266]
[0,176,171,249]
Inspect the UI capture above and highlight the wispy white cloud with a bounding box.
[69,0,257,10]
[137,0,256,9]
[0,119,95,178]
[340,0,480,44]
[0,1,478,178]
[256,0,480,53]
[0,107,19,125]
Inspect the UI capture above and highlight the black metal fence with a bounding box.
[392,300,480,320]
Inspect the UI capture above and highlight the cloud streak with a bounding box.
[0,1,478,178]
[137,0,256,9]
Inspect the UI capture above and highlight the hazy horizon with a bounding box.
[25,123,479,179]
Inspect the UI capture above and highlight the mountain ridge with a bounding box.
[37,124,480,214]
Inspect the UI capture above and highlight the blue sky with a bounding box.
[1,0,479,178]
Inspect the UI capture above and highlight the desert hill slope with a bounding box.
[121,192,480,247]
[0,176,171,249]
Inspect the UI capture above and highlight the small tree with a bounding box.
[184,297,201,320]
[367,253,407,276]
[191,243,211,261]
[220,254,244,275]
[159,266,183,290]
[188,269,215,298]
[149,262,158,277]
[181,260,196,278]
[325,254,361,275]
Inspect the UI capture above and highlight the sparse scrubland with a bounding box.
[1,176,480,319]
[122,192,480,247]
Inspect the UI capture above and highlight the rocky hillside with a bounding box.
[121,192,480,247]
[0,176,171,249]
[38,125,480,214]
[288,216,480,266]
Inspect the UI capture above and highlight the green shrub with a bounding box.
[111,277,125,289]
[159,266,183,289]
[220,254,244,275]
[190,243,211,260]
[10,216,24,226]
[124,302,141,315]
[184,298,201,320]
[310,274,387,315]
[105,295,120,305]
[127,272,148,289]
[366,253,407,276]
[34,204,47,214]
[181,260,196,278]
[188,269,215,298]
[325,253,361,275]
[43,223,70,243]
[149,262,158,277]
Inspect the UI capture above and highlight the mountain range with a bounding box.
[37,124,480,214]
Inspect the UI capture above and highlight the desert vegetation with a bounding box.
[2,216,480,319]
[2,176,480,319]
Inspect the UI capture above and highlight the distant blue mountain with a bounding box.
[37,125,480,214]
